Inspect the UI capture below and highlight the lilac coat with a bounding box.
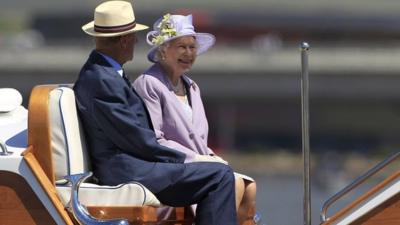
[133,63,214,162]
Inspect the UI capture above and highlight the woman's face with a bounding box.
[162,36,198,76]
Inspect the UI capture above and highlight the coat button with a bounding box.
[189,133,195,139]
[201,135,205,139]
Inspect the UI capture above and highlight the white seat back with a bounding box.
[49,87,90,183]
[48,86,161,206]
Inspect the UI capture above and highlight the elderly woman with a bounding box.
[133,14,258,224]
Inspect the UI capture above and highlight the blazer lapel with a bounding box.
[181,76,197,124]
[182,76,193,107]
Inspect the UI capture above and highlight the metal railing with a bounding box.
[64,172,129,225]
[0,140,12,156]
[320,151,400,222]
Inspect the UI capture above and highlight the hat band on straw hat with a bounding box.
[94,21,137,33]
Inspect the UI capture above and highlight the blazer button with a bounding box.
[189,133,195,139]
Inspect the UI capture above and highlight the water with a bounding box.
[251,174,377,225]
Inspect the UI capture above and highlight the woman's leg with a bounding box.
[235,177,245,210]
[238,180,257,225]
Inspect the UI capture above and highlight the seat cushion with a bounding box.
[49,87,90,182]
[56,181,161,207]
[0,88,23,112]
[0,88,27,126]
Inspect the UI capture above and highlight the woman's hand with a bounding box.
[193,154,228,165]
[212,155,229,165]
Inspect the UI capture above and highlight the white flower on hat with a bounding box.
[151,14,178,45]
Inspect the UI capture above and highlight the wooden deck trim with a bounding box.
[87,206,193,224]
[0,170,58,225]
[322,170,400,225]
[23,146,74,225]
[351,192,400,225]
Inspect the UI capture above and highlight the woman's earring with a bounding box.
[161,55,166,61]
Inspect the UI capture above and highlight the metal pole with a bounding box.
[300,42,311,225]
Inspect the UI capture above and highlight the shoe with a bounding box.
[253,212,267,225]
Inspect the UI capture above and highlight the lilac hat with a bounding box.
[146,14,215,62]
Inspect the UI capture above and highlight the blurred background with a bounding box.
[1,0,400,224]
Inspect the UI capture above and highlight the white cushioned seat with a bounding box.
[0,88,27,126]
[0,88,23,112]
[56,182,160,207]
[48,87,161,207]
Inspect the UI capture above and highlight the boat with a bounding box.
[0,85,194,225]
[0,46,399,224]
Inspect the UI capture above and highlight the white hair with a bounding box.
[154,42,171,62]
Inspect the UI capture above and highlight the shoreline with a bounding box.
[222,151,399,177]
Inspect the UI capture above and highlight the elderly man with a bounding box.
[73,1,237,224]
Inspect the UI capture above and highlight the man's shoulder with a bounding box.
[75,68,122,101]
[79,62,118,83]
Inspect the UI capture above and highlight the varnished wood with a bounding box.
[0,170,57,225]
[352,193,400,225]
[23,147,75,225]
[322,170,400,225]
[87,205,157,223]
[28,85,58,184]
[87,206,193,225]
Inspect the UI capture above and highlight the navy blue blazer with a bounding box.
[74,50,186,192]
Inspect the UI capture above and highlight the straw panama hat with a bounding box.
[82,0,148,37]
[146,14,215,62]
